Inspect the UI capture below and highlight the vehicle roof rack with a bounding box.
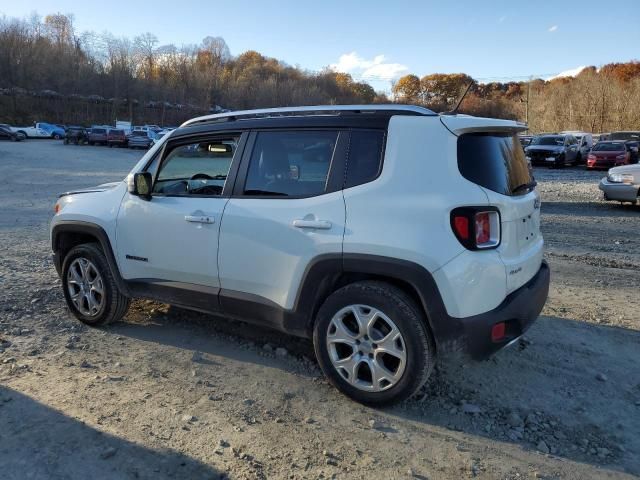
[181,104,436,127]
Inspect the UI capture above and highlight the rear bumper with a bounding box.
[434,260,550,360]
[599,179,639,202]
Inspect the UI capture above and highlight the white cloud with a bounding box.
[330,52,409,81]
[546,66,587,81]
[498,15,507,23]
[548,25,558,32]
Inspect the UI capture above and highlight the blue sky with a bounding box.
[2,0,639,91]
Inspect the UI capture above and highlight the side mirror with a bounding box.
[128,172,152,200]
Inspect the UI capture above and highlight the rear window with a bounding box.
[109,129,124,135]
[92,128,106,134]
[458,133,533,197]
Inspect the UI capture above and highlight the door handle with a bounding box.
[292,219,332,230]
[185,215,215,224]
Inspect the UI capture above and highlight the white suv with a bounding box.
[51,105,550,405]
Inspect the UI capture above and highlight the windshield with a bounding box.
[592,142,626,152]
[531,136,564,146]
[458,133,533,196]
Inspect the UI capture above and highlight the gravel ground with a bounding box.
[0,140,639,480]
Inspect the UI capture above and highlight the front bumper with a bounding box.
[434,261,550,360]
[599,179,639,202]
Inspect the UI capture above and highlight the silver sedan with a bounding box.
[599,164,640,204]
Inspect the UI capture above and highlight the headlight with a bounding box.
[608,173,634,184]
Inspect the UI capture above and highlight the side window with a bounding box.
[152,136,239,196]
[345,130,385,188]
[244,131,338,197]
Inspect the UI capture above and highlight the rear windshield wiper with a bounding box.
[512,180,537,195]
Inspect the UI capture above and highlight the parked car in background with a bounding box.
[12,122,65,139]
[63,126,88,145]
[587,141,630,169]
[524,134,580,167]
[88,127,109,145]
[599,164,640,204]
[561,131,593,164]
[607,131,640,142]
[107,128,127,147]
[127,130,153,149]
[0,124,23,141]
[625,141,639,164]
[518,135,533,147]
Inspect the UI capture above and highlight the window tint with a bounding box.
[244,131,337,197]
[345,130,384,188]
[458,133,533,196]
[153,136,239,196]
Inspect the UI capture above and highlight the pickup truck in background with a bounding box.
[12,122,65,139]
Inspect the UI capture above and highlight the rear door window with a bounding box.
[243,131,338,197]
[458,133,533,196]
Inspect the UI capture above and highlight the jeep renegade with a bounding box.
[51,105,550,405]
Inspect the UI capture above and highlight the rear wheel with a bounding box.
[313,281,435,405]
[61,243,130,326]
[53,133,61,140]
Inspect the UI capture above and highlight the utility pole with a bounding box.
[526,76,532,130]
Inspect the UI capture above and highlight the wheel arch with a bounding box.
[293,254,448,350]
[51,221,130,296]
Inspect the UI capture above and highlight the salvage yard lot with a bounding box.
[0,140,639,479]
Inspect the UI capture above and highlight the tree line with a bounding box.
[392,63,640,133]
[0,12,381,126]
[1,12,638,133]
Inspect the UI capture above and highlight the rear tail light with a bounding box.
[451,207,501,250]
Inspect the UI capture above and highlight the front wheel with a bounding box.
[313,281,435,405]
[61,243,130,326]
[53,133,61,140]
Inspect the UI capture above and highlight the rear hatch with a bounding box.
[442,115,544,294]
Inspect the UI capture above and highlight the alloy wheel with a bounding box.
[326,304,407,392]
[67,257,105,317]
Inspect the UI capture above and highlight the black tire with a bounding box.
[313,281,435,406]
[53,133,61,140]
[61,243,130,326]
[573,153,581,166]
[63,138,69,145]
[88,141,94,146]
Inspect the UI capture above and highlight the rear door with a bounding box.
[217,129,347,312]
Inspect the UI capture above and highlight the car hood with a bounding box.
[608,164,640,183]
[526,145,565,153]
[58,181,122,198]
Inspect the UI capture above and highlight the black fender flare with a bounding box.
[51,221,130,296]
[291,253,449,348]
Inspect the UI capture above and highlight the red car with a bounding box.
[107,128,127,148]
[587,142,630,169]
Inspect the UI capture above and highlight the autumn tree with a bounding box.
[392,74,422,103]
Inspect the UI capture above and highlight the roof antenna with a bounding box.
[443,82,474,115]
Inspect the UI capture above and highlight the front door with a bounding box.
[116,133,244,290]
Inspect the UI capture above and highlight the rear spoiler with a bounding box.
[440,115,527,136]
